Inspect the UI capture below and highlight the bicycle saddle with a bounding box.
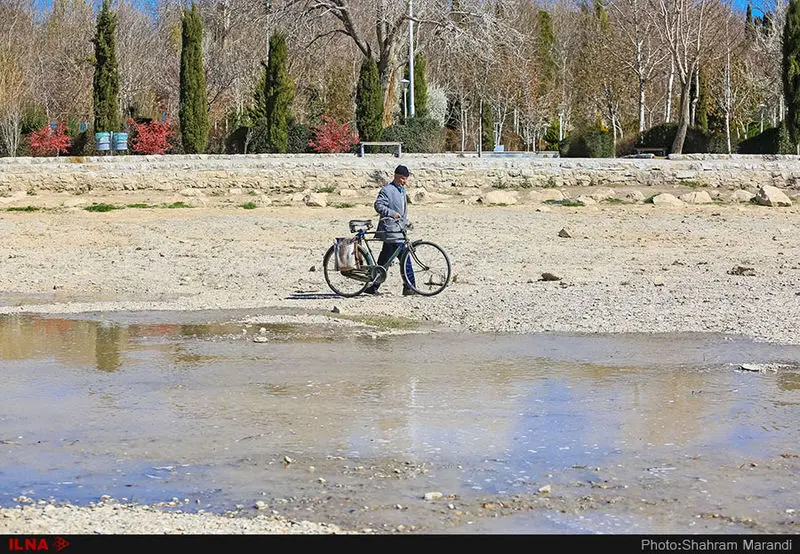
[348,219,373,232]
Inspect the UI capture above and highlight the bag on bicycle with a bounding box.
[334,237,362,271]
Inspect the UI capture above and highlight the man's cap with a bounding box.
[394,165,410,177]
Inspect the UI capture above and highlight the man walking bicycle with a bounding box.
[364,165,416,296]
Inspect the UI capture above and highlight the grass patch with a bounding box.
[84,203,122,212]
[644,195,656,204]
[681,180,703,188]
[491,178,509,189]
[601,197,626,204]
[239,202,258,209]
[126,203,156,209]
[163,201,192,209]
[317,185,336,193]
[543,199,585,207]
[330,313,420,330]
[543,176,558,188]
[333,202,355,208]
[6,206,42,212]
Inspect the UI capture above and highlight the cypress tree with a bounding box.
[696,69,709,133]
[401,53,429,122]
[249,65,268,123]
[783,0,800,146]
[245,65,270,154]
[537,10,557,97]
[179,3,209,154]
[355,58,382,142]
[92,0,119,133]
[745,5,755,39]
[264,32,294,153]
[413,53,429,119]
[481,102,494,152]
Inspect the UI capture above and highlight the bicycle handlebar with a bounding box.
[378,216,413,232]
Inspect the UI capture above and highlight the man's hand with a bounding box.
[393,213,401,219]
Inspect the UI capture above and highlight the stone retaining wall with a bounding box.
[1,153,800,196]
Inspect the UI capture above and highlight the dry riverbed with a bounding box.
[0,187,798,534]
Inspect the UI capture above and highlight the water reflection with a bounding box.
[1,314,798,515]
[94,323,123,372]
[0,316,128,372]
[0,316,244,373]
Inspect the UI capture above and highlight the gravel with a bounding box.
[1,190,798,534]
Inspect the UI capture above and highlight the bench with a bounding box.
[358,142,402,157]
[633,147,667,157]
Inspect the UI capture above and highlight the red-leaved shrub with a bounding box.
[29,122,71,157]
[308,116,359,153]
[129,117,173,155]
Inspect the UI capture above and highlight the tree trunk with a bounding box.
[725,50,731,154]
[460,101,467,152]
[380,67,397,128]
[690,67,699,126]
[478,97,483,157]
[638,78,646,133]
[665,59,674,123]
[671,80,692,154]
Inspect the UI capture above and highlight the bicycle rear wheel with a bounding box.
[401,241,451,296]
[323,245,374,297]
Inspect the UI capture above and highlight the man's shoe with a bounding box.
[402,288,417,296]
[364,287,381,296]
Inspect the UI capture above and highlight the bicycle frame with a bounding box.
[354,228,407,270]
[352,215,429,272]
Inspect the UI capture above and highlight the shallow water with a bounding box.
[1,311,798,534]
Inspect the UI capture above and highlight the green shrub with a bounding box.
[246,121,270,154]
[381,117,445,153]
[226,126,250,154]
[707,132,737,154]
[68,130,94,156]
[615,134,638,157]
[737,124,795,154]
[287,122,312,153]
[638,123,709,154]
[560,128,614,158]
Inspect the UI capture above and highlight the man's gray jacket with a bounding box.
[374,181,407,243]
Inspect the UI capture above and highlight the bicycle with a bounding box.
[323,217,451,298]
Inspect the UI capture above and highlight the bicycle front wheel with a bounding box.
[402,241,451,296]
[323,245,374,297]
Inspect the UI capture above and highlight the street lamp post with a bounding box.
[408,0,415,119]
[401,78,410,122]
